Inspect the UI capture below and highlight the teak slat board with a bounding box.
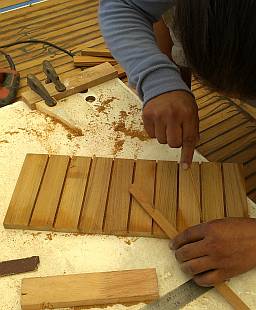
[21,268,159,310]
[4,154,249,238]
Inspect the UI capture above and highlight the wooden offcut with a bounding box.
[0,256,39,277]
[21,269,159,310]
[4,154,248,238]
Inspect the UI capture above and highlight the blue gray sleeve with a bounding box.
[99,0,191,104]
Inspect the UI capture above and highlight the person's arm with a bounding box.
[100,0,199,168]
[172,218,256,286]
[99,0,190,103]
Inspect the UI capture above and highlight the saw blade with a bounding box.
[142,279,211,310]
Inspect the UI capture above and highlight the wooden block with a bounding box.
[104,159,134,234]
[4,154,48,229]
[21,269,159,310]
[81,48,112,58]
[30,156,70,230]
[129,160,156,236]
[177,163,201,232]
[153,161,178,237]
[0,256,39,277]
[201,163,225,221]
[54,157,91,232]
[22,63,118,109]
[73,56,117,67]
[222,163,248,217]
[79,157,113,234]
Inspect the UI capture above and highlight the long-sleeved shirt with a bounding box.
[99,0,191,105]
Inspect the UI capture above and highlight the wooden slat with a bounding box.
[54,157,91,232]
[79,157,113,234]
[30,155,70,230]
[222,163,248,217]
[73,55,117,67]
[201,163,225,221]
[104,159,134,234]
[129,160,156,236]
[21,269,159,310]
[177,163,201,232]
[4,154,48,229]
[153,161,177,237]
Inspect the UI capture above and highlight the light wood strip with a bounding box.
[81,48,112,57]
[54,157,91,232]
[201,163,225,221]
[79,157,113,234]
[153,161,177,237]
[177,163,201,232]
[73,55,117,67]
[222,163,248,217]
[3,154,48,229]
[104,159,134,234]
[30,155,70,230]
[21,269,159,310]
[129,160,156,236]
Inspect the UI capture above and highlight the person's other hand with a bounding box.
[172,218,256,286]
[143,91,199,168]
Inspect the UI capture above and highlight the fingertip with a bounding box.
[181,162,189,170]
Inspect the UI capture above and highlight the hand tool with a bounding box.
[27,60,66,107]
[129,185,250,310]
[27,74,57,107]
[0,50,20,107]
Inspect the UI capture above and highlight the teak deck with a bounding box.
[4,154,248,238]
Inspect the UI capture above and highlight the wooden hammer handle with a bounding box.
[129,185,250,310]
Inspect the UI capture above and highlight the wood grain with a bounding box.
[54,157,91,232]
[79,157,113,234]
[30,155,70,230]
[21,269,159,310]
[129,160,156,236]
[153,161,177,237]
[201,163,225,221]
[222,163,248,217]
[178,163,201,232]
[104,159,134,234]
[4,154,48,229]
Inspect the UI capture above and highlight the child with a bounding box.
[100,0,256,287]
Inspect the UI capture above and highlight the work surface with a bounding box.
[0,78,256,309]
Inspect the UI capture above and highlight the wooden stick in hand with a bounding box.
[129,185,250,310]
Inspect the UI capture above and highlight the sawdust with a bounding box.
[4,131,19,136]
[96,96,118,114]
[113,120,149,141]
[46,233,53,241]
[0,140,9,143]
[113,138,125,155]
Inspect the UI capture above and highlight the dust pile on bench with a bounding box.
[4,154,248,237]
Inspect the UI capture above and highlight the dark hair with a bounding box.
[174,0,256,99]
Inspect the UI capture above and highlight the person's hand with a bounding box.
[143,91,199,168]
[171,218,256,286]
